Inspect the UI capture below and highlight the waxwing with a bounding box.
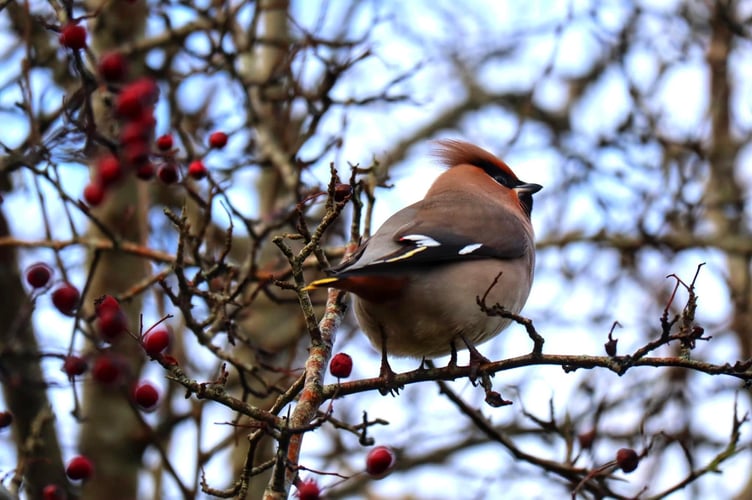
[307,140,541,367]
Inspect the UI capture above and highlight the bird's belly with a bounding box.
[353,260,532,358]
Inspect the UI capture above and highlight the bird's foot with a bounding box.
[377,332,403,396]
[459,334,492,382]
[448,341,459,368]
[377,355,403,396]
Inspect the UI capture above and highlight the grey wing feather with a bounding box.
[331,194,531,277]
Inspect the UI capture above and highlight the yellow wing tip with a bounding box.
[303,277,340,291]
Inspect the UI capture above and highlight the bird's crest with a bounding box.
[433,140,519,182]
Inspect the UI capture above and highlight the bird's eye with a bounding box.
[493,173,516,188]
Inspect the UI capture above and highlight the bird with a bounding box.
[306,140,541,377]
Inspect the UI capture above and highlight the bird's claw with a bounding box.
[378,357,403,396]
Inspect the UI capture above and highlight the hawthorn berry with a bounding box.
[97,155,122,186]
[59,24,87,50]
[157,163,179,184]
[0,411,12,429]
[333,183,352,202]
[133,381,159,409]
[208,131,228,149]
[132,111,157,131]
[365,446,395,479]
[577,429,596,450]
[41,484,67,500]
[66,455,94,480]
[83,182,105,206]
[26,262,52,288]
[187,160,207,180]
[120,122,150,145]
[115,91,143,119]
[295,479,320,500]
[52,283,80,316]
[123,141,150,166]
[329,352,352,378]
[142,328,169,355]
[98,51,128,82]
[95,295,120,315]
[156,134,173,151]
[115,78,158,119]
[63,355,88,378]
[97,308,128,341]
[91,353,121,384]
[616,448,639,473]
[135,163,156,180]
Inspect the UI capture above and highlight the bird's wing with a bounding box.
[331,192,531,277]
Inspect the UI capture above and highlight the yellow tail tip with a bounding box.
[303,277,340,291]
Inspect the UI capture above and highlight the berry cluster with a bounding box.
[117,78,160,179]
[78,47,222,206]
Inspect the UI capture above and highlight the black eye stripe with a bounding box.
[473,161,518,188]
[493,172,516,187]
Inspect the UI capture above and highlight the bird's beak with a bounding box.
[514,183,543,195]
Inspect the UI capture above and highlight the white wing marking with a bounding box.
[400,234,441,247]
[458,243,483,255]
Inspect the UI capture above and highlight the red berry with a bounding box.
[333,183,352,202]
[578,429,596,450]
[66,455,94,480]
[97,155,122,186]
[97,308,128,341]
[63,355,87,378]
[59,24,87,50]
[26,262,52,288]
[95,295,120,315]
[142,328,170,355]
[98,52,128,82]
[0,411,13,428]
[208,131,228,149]
[115,91,143,119]
[42,484,67,500]
[83,182,105,206]
[187,160,207,180]
[119,122,150,145]
[133,110,156,131]
[115,78,158,119]
[135,162,155,180]
[129,78,159,104]
[365,446,395,478]
[157,163,179,184]
[616,448,639,473]
[295,479,320,500]
[52,283,80,316]
[156,134,173,151]
[91,353,121,384]
[133,381,159,409]
[329,352,353,378]
[123,141,150,166]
